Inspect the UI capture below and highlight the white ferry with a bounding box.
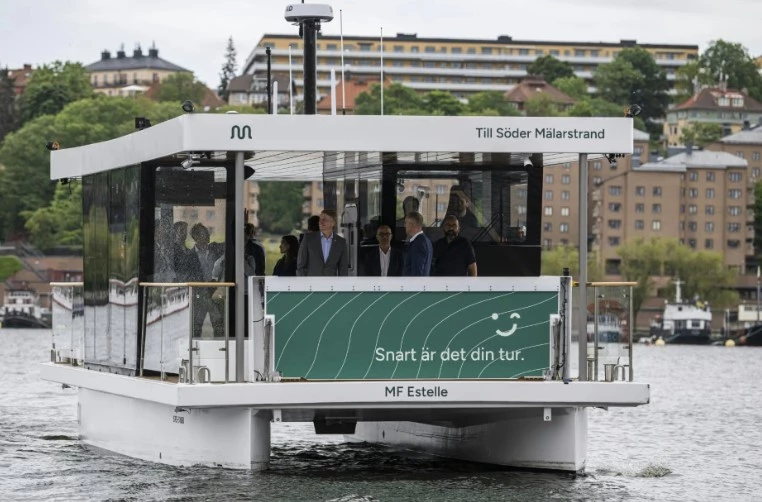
[41,6,648,473]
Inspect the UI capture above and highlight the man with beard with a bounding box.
[432,215,477,277]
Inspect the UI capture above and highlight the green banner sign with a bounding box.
[267,290,557,380]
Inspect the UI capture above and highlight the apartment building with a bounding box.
[665,87,762,147]
[243,33,697,101]
[85,45,191,96]
[7,64,33,95]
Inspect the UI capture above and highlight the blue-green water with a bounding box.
[1,330,760,501]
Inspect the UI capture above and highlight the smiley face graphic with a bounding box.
[492,312,521,337]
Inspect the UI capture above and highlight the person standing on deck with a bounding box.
[402,211,433,277]
[190,223,225,337]
[431,215,477,277]
[296,209,348,277]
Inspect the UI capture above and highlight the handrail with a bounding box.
[139,282,236,287]
[573,281,637,287]
[50,282,84,287]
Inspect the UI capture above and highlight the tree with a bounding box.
[218,36,238,102]
[525,93,559,117]
[257,182,305,234]
[355,83,424,115]
[465,91,521,116]
[155,72,207,104]
[22,182,83,251]
[679,122,724,148]
[595,47,669,127]
[527,56,574,83]
[552,76,588,101]
[700,40,762,102]
[541,245,602,281]
[17,61,92,124]
[0,67,18,144]
[0,255,22,282]
[421,90,464,116]
[674,60,715,103]
[0,96,184,241]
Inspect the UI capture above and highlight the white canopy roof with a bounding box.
[50,114,635,180]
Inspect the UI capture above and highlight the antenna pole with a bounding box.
[340,9,346,114]
[302,19,318,114]
[266,47,272,114]
[380,26,384,116]
[288,46,294,115]
[330,69,337,115]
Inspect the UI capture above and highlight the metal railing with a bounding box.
[139,282,235,384]
[583,282,635,382]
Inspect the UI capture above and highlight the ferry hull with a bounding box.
[664,330,712,345]
[349,408,587,472]
[78,388,271,470]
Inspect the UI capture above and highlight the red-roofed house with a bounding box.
[316,74,390,114]
[7,64,34,95]
[504,76,576,114]
[665,87,762,146]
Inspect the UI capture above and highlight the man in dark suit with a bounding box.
[296,209,349,277]
[363,224,403,277]
[402,211,433,277]
[190,223,225,337]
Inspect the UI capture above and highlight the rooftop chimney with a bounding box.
[686,142,693,155]
[101,50,111,60]
[743,120,751,130]
[133,44,143,58]
[116,44,126,58]
[148,47,159,58]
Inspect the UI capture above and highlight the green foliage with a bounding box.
[422,90,464,116]
[700,40,762,102]
[18,61,93,124]
[674,60,715,103]
[0,96,184,241]
[354,83,424,115]
[0,255,22,282]
[617,237,739,313]
[552,76,588,101]
[22,182,83,251]
[0,67,18,144]
[541,245,602,281]
[527,56,574,83]
[679,122,724,148]
[257,182,305,234]
[218,37,238,102]
[466,91,521,116]
[594,47,669,125]
[525,93,560,117]
[155,72,207,104]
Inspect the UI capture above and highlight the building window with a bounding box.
[575,49,585,57]
[518,189,527,198]
[688,205,697,215]
[688,239,697,249]
[706,172,715,182]
[561,207,570,216]
[436,184,447,195]
[688,221,697,232]
[605,259,621,275]
[729,206,742,216]
[753,168,761,179]
[543,239,552,248]
[653,186,662,196]
[705,239,713,249]
[729,189,742,199]
[544,222,552,232]
[560,223,569,233]
[518,48,529,56]
[561,191,570,200]
[728,223,741,232]
[705,222,714,232]
[608,236,620,246]
[593,161,602,171]
[544,206,553,216]
[561,175,571,184]
[652,220,661,231]
[635,186,645,196]
[706,188,715,199]
[729,172,742,182]
[451,47,462,54]
[689,188,698,198]
[481,47,493,55]
[609,202,621,212]
[635,203,645,212]
[609,186,622,196]
[635,220,644,230]
[652,203,661,213]
[608,219,621,229]
[544,191,553,200]
[410,46,419,53]
[593,176,602,185]
[736,151,745,158]
[545,174,554,184]
[706,205,715,215]
[689,172,698,181]
[436,202,446,212]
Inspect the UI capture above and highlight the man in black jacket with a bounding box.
[363,224,403,277]
[402,211,432,277]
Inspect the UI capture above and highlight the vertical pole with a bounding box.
[302,20,318,115]
[272,81,279,114]
[288,47,294,115]
[593,287,599,381]
[628,286,634,382]
[757,266,760,324]
[235,152,245,382]
[266,47,272,115]
[330,69,337,116]
[561,269,572,381]
[188,286,194,384]
[224,288,229,383]
[380,27,384,116]
[578,153,588,380]
[340,9,346,114]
